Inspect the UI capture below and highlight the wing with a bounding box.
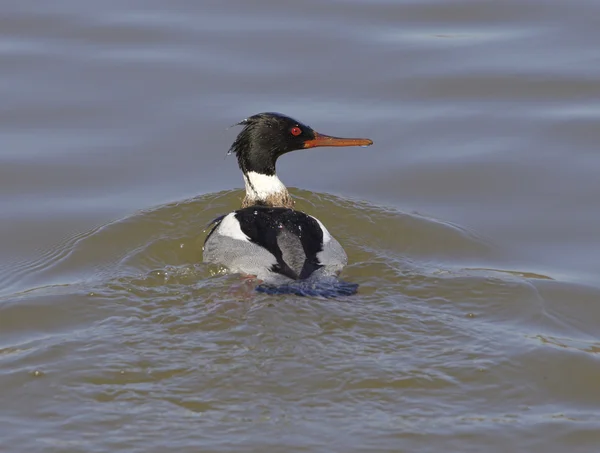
[307,214,348,274]
[203,212,281,281]
[203,207,347,282]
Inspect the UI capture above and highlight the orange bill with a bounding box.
[303,132,373,149]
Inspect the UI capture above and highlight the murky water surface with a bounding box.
[1,1,600,452]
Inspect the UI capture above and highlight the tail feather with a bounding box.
[255,276,358,298]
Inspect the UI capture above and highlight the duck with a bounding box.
[203,112,373,296]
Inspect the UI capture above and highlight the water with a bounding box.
[1,1,600,452]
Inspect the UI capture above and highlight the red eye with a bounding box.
[290,126,302,136]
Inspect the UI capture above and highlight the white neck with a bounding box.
[243,171,288,202]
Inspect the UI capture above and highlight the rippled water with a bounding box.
[2,1,600,452]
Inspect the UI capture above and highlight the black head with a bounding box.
[228,112,373,175]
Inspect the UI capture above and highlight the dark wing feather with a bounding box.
[233,206,325,281]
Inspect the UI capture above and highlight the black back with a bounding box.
[205,206,325,280]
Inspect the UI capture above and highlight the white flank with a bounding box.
[310,215,332,243]
[243,171,287,200]
[218,213,250,241]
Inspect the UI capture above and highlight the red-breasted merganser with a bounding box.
[203,112,373,296]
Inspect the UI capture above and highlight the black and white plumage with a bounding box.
[202,112,373,296]
[204,206,347,285]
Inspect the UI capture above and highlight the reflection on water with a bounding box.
[2,0,600,451]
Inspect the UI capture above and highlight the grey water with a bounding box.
[2,1,600,452]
